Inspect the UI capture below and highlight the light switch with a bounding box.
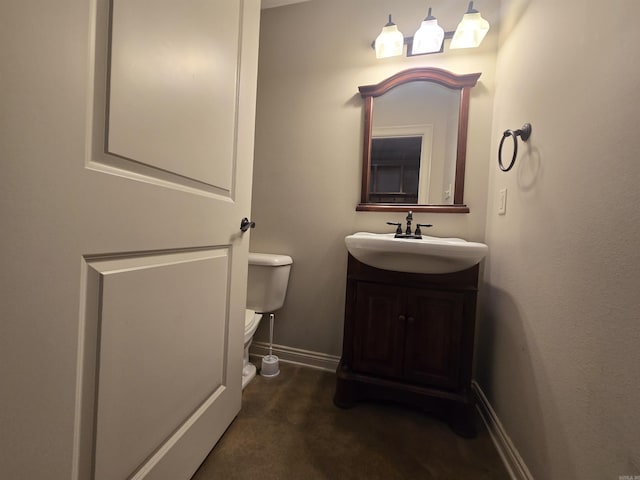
[498,188,507,215]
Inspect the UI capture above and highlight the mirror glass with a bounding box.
[371,82,459,205]
[357,68,481,213]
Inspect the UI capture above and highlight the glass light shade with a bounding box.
[450,10,490,49]
[411,18,445,55]
[375,16,404,59]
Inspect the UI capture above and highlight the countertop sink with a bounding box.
[345,232,488,274]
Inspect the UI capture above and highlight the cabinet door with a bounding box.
[352,282,405,379]
[404,289,465,389]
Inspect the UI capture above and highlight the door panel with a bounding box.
[107,0,239,188]
[404,289,464,389]
[90,250,230,480]
[352,282,405,379]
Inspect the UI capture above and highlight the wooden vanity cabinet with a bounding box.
[334,254,480,437]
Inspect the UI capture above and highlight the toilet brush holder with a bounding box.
[260,354,280,378]
[261,313,280,378]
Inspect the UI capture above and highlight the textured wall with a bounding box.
[478,0,640,477]
[250,0,499,356]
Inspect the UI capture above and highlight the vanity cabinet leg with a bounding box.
[333,363,357,408]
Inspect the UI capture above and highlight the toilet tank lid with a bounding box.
[248,252,293,266]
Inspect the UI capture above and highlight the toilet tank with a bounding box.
[247,253,293,313]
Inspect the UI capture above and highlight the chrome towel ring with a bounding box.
[498,123,532,172]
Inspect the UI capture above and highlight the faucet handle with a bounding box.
[415,223,433,236]
[386,222,402,235]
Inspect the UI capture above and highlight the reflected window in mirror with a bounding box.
[357,68,481,213]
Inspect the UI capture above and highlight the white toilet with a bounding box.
[242,252,293,389]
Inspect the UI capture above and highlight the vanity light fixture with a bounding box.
[375,14,405,59]
[373,2,489,58]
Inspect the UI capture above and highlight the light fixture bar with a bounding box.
[371,2,490,58]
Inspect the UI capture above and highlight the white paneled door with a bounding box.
[0,1,260,479]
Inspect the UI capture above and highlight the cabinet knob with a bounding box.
[398,315,406,322]
[407,316,415,324]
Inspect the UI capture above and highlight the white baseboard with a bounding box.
[250,341,340,372]
[472,381,534,480]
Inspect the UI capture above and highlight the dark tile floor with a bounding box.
[192,363,510,480]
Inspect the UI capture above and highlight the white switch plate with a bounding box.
[498,188,507,215]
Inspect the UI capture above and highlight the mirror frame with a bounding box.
[357,67,481,213]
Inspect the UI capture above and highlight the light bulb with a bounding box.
[411,8,445,55]
[375,14,405,59]
[450,1,490,49]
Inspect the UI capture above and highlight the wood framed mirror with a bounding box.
[357,67,481,213]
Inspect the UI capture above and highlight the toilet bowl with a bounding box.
[242,309,263,388]
[242,252,292,389]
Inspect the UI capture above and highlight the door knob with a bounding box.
[240,217,256,232]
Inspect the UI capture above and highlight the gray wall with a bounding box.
[250,0,499,356]
[478,0,640,478]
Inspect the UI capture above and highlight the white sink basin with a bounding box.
[345,232,488,274]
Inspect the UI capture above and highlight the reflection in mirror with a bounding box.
[371,82,459,205]
[357,68,481,213]
[369,136,422,203]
